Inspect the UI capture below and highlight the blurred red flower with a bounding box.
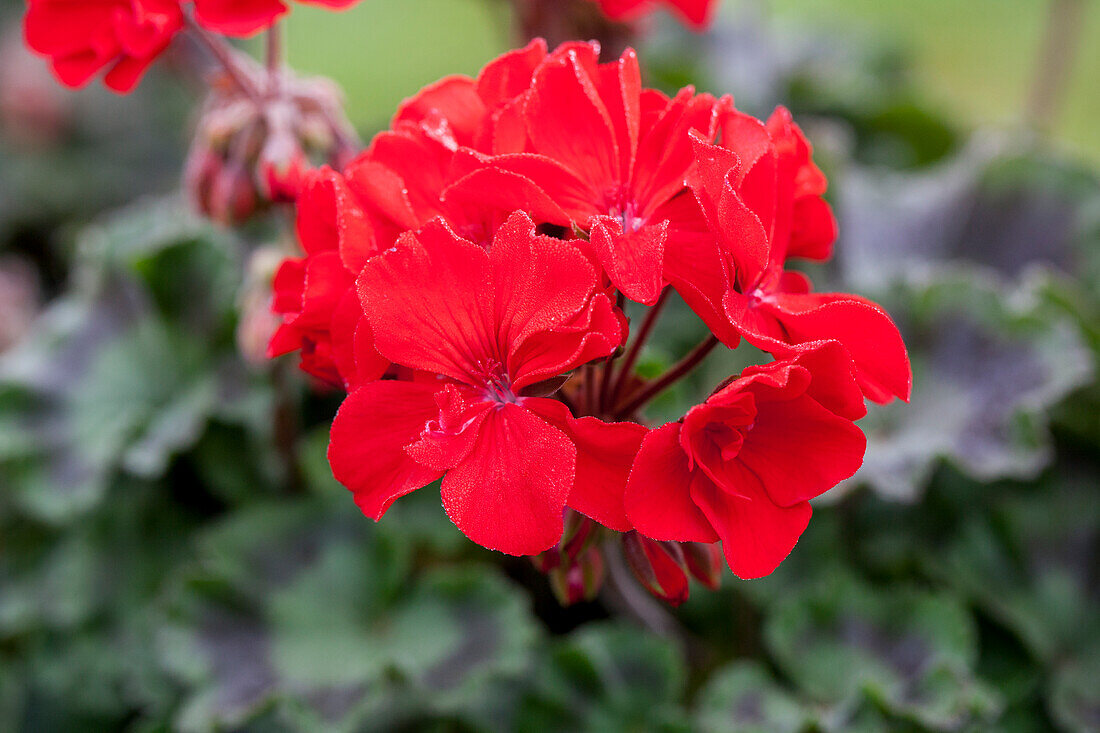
[23,0,361,92]
[593,0,718,29]
[191,0,360,38]
[23,0,184,92]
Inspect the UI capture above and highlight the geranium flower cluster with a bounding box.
[270,40,911,604]
[23,0,359,92]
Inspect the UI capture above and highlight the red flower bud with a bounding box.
[681,541,723,590]
[622,531,690,606]
[548,546,605,606]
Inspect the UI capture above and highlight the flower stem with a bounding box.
[265,24,282,94]
[614,335,720,418]
[601,540,685,638]
[1025,0,1086,133]
[608,288,669,410]
[184,15,264,103]
[584,363,599,416]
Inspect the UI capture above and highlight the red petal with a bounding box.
[330,288,388,389]
[476,38,547,107]
[589,217,667,306]
[489,213,609,385]
[777,340,867,421]
[441,402,574,555]
[633,89,720,219]
[595,48,642,184]
[787,195,837,262]
[624,424,720,543]
[531,400,646,532]
[328,381,443,520]
[192,0,288,37]
[358,220,494,384]
[510,293,624,390]
[295,168,376,271]
[767,292,912,404]
[393,76,485,147]
[473,153,601,222]
[442,165,572,230]
[525,50,621,195]
[406,385,492,471]
[347,317,391,390]
[690,479,812,579]
[736,392,865,506]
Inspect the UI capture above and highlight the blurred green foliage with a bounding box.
[1,1,1099,732]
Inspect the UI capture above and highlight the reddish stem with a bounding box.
[584,363,599,416]
[184,15,264,103]
[609,288,669,409]
[614,335,720,418]
[265,24,282,94]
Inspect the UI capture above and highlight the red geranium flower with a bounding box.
[624,341,867,578]
[23,0,184,92]
[268,40,561,387]
[192,0,360,38]
[675,104,912,403]
[450,43,723,305]
[328,212,641,555]
[593,0,719,29]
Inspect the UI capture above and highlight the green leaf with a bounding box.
[765,573,1002,730]
[694,661,809,733]
[843,270,1092,501]
[159,500,538,732]
[516,623,689,733]
[921,470,1099,663]
[1049,648,1100,733]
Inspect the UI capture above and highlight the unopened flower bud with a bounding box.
[184,58,357,225]
[530,510,600,575]
[548,546,605,606]
[258,131,308,203]
[622,531,691,606]
[681,541,723,590]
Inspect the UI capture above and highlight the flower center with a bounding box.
[480,362,518,405]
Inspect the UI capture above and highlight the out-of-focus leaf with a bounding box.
[1049,648,1100,733]
[0,197,265,523]
[78,196,243,333]
[694,661,809,733]
[765,573,1002,730]
[516,623,689,733]
[159,499,538,732]
[921,469,1099,665]
[837,143,1100,292]
[843,271,1092,501]
[0,74,187,242]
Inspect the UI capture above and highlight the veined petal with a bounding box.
[441,401,575,555]
[393,75,485,147]
[589,217,667,306]
[525,50,621,195]
[734,392,865,506]
[328,381,444,520]
[510,293,623,391]
[765,292,913,404]
[358,220,494,384]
